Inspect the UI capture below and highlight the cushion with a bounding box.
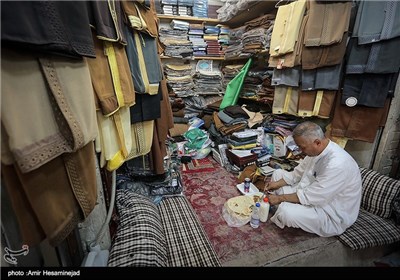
[108,190,168,267]
[157,196,221,267]
[338,208,400,250]
[359,168,400,218]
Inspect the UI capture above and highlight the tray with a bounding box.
[236,182,262,196]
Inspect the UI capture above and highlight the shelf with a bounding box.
[221,1,278,28]
[157,14,220,24]
[160,55,225,60]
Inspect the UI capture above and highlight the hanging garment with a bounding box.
[88,0,127,44]
[304,0,352,47]
[269,0,307,57]
[96,107,132,171]
[1,142,97,247]
[87,31,135,116]
[330,91,391,143]
[125,25,163,95]
[1,49,97,173]
[1,1,94,58]
[121,0,159,38]
[353,0,400,45]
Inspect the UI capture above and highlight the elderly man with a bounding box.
[266,121,362,237]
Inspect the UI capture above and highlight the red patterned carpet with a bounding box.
[181,156,335,266]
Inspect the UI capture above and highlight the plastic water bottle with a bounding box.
[259,197,270,223]
[250,203,260,228]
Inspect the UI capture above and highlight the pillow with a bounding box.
[338,209,400,250]
[108,190,168,267]
[360,168,400,219]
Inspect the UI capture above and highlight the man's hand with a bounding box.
[264,178,287,192]
[268,194,281,206]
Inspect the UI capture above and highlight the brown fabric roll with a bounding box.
[304,0,351,47]
[302,32,348,70]
[1,142,97,247]
[330,91,391,142]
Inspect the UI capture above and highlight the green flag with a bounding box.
[219,58,252,110]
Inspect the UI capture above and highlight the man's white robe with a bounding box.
[270,141,362,237]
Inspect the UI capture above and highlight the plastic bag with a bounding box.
[222,201,251,227]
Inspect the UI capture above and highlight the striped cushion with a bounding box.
[108,190,168,267]
[360,168,400,218]
[158,196,221,267]
[338,209,400,250]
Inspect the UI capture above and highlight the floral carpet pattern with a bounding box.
[181,156,335,266]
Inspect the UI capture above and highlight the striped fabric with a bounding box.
[158,196,221,267]
[360,168,400,218]
[338,209,400,250]
[108,190,168,267]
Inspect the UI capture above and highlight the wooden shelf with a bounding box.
[160,55,225,60]
[221,1,278,28]
[157,14,220,24]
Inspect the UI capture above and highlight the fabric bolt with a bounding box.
[341,73,398,108]
[241,106,264,128]
[1,49,97,173]
[272,86,299,116]
[88,0,126,44]
[125,26,162,95]
[268,13,308,69]
[223,105,249,119]
[1,142,97,247]
[270,140,362,237]
[353,1,400,45]
[304,0,352,47]
[298,90,336,119]
[272,67,301,87]
[269,0,306,57]
[346,37,400,74]
[302,32,348,70]
[301,63,343,91]
[330,91,391,143]
[1,1,95,58]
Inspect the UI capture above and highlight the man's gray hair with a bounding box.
[292,121,325,141]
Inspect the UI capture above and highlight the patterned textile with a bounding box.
[337,209,400,250]
[108,190,168,267]
[158,196,221,267]
[360,168,400,218]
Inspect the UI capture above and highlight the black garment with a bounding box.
[1,1,95,58]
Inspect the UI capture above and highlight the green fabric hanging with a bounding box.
[219,58,252,110]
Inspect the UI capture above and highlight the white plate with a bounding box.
[236,182,262,196]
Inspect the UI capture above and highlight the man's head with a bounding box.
[292,121,329,157]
